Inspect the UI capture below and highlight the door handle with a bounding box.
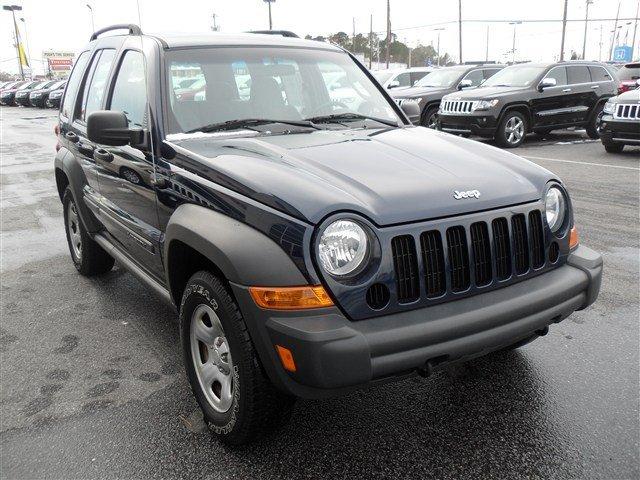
[562,88,572,93]
[65,131,79,143]
[591,85,600,89]
[77,143,94,156]
[94,148,113,163]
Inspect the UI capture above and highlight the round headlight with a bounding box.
[318,220,369,276]
[545,186,567,233]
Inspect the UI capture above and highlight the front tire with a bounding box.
[62,187,114,276]
[421,106,439,129]
[603,142,624,153]
[586,103,604,139]
[180,271,294,445]
[495,111,527,148]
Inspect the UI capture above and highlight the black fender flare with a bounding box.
[586,96,611,122]
[54,146,102,233]
[497,103,533,132]
[164,203,308,302]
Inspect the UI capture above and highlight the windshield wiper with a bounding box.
[304,112,399,128]
[185,118,319,134]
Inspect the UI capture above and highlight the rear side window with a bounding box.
[544,66,567,86]
[61,51,89,119]
[81,49,116,120]
[483,69,501,80]
[410,71,428,85]
[109,51,147,128]
[567,66,591,84]
[589,66,612,82]
[394,72,411,88]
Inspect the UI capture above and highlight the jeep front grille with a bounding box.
[613,103,640,120]
[440,100,474,115]
[389,209,546,302]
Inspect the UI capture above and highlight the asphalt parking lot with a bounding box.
[1,106,638,479]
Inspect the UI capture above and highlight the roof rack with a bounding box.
[90,24,142,41]
[247,30,299,38]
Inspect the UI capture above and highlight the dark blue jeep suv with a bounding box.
[54,25,603,445]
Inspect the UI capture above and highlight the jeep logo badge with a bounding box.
[453,189,481,200]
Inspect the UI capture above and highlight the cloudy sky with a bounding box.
[2,0,639,75]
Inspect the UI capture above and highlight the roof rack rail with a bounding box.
[90,24,142,41]
[247,30,299,38]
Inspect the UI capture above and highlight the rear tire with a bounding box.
[180,271,295,445]
[586,103,604,139]
[603,142,624,153]
[62,187,114,276]
[495,111,527,148]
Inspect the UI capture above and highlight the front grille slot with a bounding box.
[420,230,446,297]
[391,235,420,303]
[441,100,474,115]
[492,218,512,280]
[614,103,640,120]
[512,214,530,274]
[446,226,470,292]
[529,210,545,269]
[470,222,492,286]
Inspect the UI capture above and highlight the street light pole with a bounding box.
[3,5,24,79]
[610,1,620,61]
[458,0,463,64]
[432,27,444,66]
[485,25,489,62]
[631,0,639,61]
[86,3,95,32]
[582,0,593,60]
[19,17,30,70]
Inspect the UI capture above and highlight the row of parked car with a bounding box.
[0,79,67,108]
[383,61,639,151]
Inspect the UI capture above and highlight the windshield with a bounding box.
[618,64,640,81]
[483,65,546,87]
[18,82,37,90]
[372,70,394,84]
[165,47,400,134]
[414,68,465,88]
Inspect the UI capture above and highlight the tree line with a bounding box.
[304,31,453,67]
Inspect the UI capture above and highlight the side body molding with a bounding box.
[164,204,309,302]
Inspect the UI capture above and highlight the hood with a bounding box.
[167,127,556,226]
[444,86,529,100]
[616,89,640,102]
[391,85,451,98]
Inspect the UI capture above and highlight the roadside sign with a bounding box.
[613,46,632,63]
[42,51,75,77]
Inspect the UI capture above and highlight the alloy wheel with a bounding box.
[190,304,235,413]
[66,201,82,261]
[505,116,524,144]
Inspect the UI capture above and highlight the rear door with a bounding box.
[93,49,164,279]
[566,65,594,123]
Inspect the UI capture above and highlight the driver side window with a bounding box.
[543,67,567,86]
[109,51,147,128]
[462,69,484,87]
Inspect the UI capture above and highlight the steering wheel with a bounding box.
[308,100,350,116]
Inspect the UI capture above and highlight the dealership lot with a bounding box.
[0,107,638,479]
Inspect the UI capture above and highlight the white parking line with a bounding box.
[523,155,640,171]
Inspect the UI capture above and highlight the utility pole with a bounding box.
[560,0,569,61]
[610,1,620,60]
[264,0,274,30]
[582,0,593,60]
[631,0,639,61]
[458,0,463,64]
[432,27,444,66]
[386,0,390,68]
[485,25,489,62]
[509,22,521,64]
[599,24,603,61]
[211,13,219,31]
[369,14,373,69]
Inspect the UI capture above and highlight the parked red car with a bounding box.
[617,63,640,94]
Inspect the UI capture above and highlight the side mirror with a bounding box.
[398,99,420,121]
[87,110,143,146]
[538,77,557,92]
[388,80,400,89]
[458,79,473,90]
[636,78,640,87]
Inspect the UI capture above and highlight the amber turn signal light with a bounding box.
[276,345,297,372]
[569,226,579,249]
[249,285,333,310]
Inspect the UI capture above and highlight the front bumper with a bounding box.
[15,94,31,106]
[0,94,15,106]
[438,113,499,137]
[597,113,640,145]
[233,245,602,399]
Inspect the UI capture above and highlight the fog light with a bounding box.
[276,345,296,372]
